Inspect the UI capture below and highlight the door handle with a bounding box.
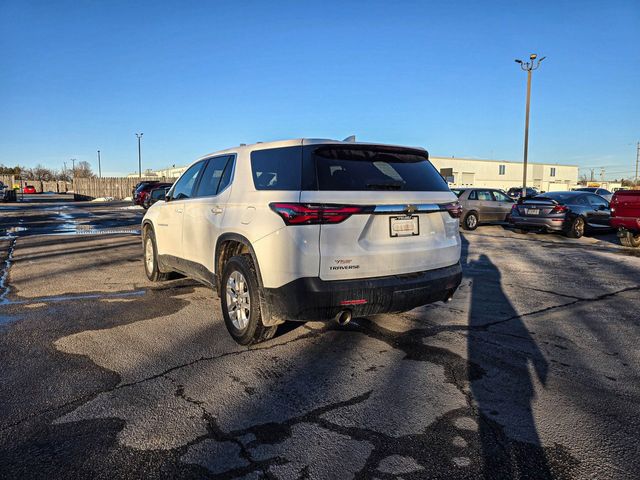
[211,207,224,214]
[175,208,183,214]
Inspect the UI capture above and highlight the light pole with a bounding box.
[135,133,144,178]
[635,141,639,186]
[71,158,76,186]
[515,53,546,198]
[97,150,102,178]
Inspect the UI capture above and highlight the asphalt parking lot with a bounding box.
[1,195,639,479]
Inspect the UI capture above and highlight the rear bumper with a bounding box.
[611,217,640,232]
[510,215,565,231]
[263,262,463,322]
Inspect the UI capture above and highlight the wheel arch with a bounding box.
[215,233,264,291]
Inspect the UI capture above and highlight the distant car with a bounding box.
[132,180,161,199]
[453,188,514,230]
[510,191,611,238]
[143,186,171,209]
[574,187,613,203]
[134,182,172,208]
[507,187,539,200]
[610,190,640,247]
[23,185,37,194]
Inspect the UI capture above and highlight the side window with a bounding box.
[170,161,205,200]
[250,147,302,190]
[468,190,477,200]
[477,190,494,201]
[587,194,608,208]
[492,191,512,202]
[195,155,234,197]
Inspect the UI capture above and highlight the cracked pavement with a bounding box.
[0,196,639,479]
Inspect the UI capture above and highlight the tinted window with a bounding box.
[535,192,579,204]
[196,155,233,197]
[451,189,465,197]
[170,161,205,200]
[312,146,448,191]
[587,194,609,208]
[597,189,611,195]
[251,147,302,190]
[468,190,477,200]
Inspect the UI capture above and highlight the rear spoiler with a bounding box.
[519,197,558,205]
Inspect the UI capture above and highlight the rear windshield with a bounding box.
[311,146,448,191]
[533,192,580,203]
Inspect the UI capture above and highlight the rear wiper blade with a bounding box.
[365,182,403,190]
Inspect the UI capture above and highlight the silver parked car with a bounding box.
[574,187,613,203]
[452,188,515,230]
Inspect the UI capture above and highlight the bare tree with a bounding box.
[74,161,95,178]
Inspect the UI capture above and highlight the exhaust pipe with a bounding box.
[335,310,352,326]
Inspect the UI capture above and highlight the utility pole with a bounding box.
[135,133,144,178]
[515,53,546,198]
[97,150,102,178]
[590,168,595,182]
[71,158,76,187]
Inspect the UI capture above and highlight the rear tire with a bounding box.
[221,255,277,345]
[566,216,585,239]
[620,230,640,248]
[462,212,479,231]
[143,228,171,282]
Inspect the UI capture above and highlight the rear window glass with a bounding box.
[534,192,579,203]
[312,146,448,191]
[251,147,302,190]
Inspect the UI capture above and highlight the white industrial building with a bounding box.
[430,156,579,192]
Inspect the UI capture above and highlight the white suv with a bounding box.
[142,139,463,345]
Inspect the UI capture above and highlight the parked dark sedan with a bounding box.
[509,191,611,238]
[507,186,539,200]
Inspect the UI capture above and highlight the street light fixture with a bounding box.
[515,53,546,198]
[135,133,144,178]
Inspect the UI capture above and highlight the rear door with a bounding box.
[299,143,460,281]
[475,190,499,222]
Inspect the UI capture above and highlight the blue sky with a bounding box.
[1,0,638,178]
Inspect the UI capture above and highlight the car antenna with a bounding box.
[342,135,356,142]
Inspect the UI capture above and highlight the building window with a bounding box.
[550,167,556,177]
[498,165,506,175]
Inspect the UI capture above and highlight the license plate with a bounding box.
[389,215,419,237]
[526,208,540,215]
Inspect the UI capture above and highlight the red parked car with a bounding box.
[23,185,37,194]
[610,190,640,247]
[133,181,173,209]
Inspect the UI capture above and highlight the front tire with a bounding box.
[143,228,171,282]
[221,255,277,345]
[620,230,640,248]
[462,212,479,231]
[566,216,585,239]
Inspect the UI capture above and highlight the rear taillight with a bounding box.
[443,202,462,218]
[269,203,365,225]
[551,205,568,213]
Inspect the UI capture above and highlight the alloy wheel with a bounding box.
[226,271,251,330]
